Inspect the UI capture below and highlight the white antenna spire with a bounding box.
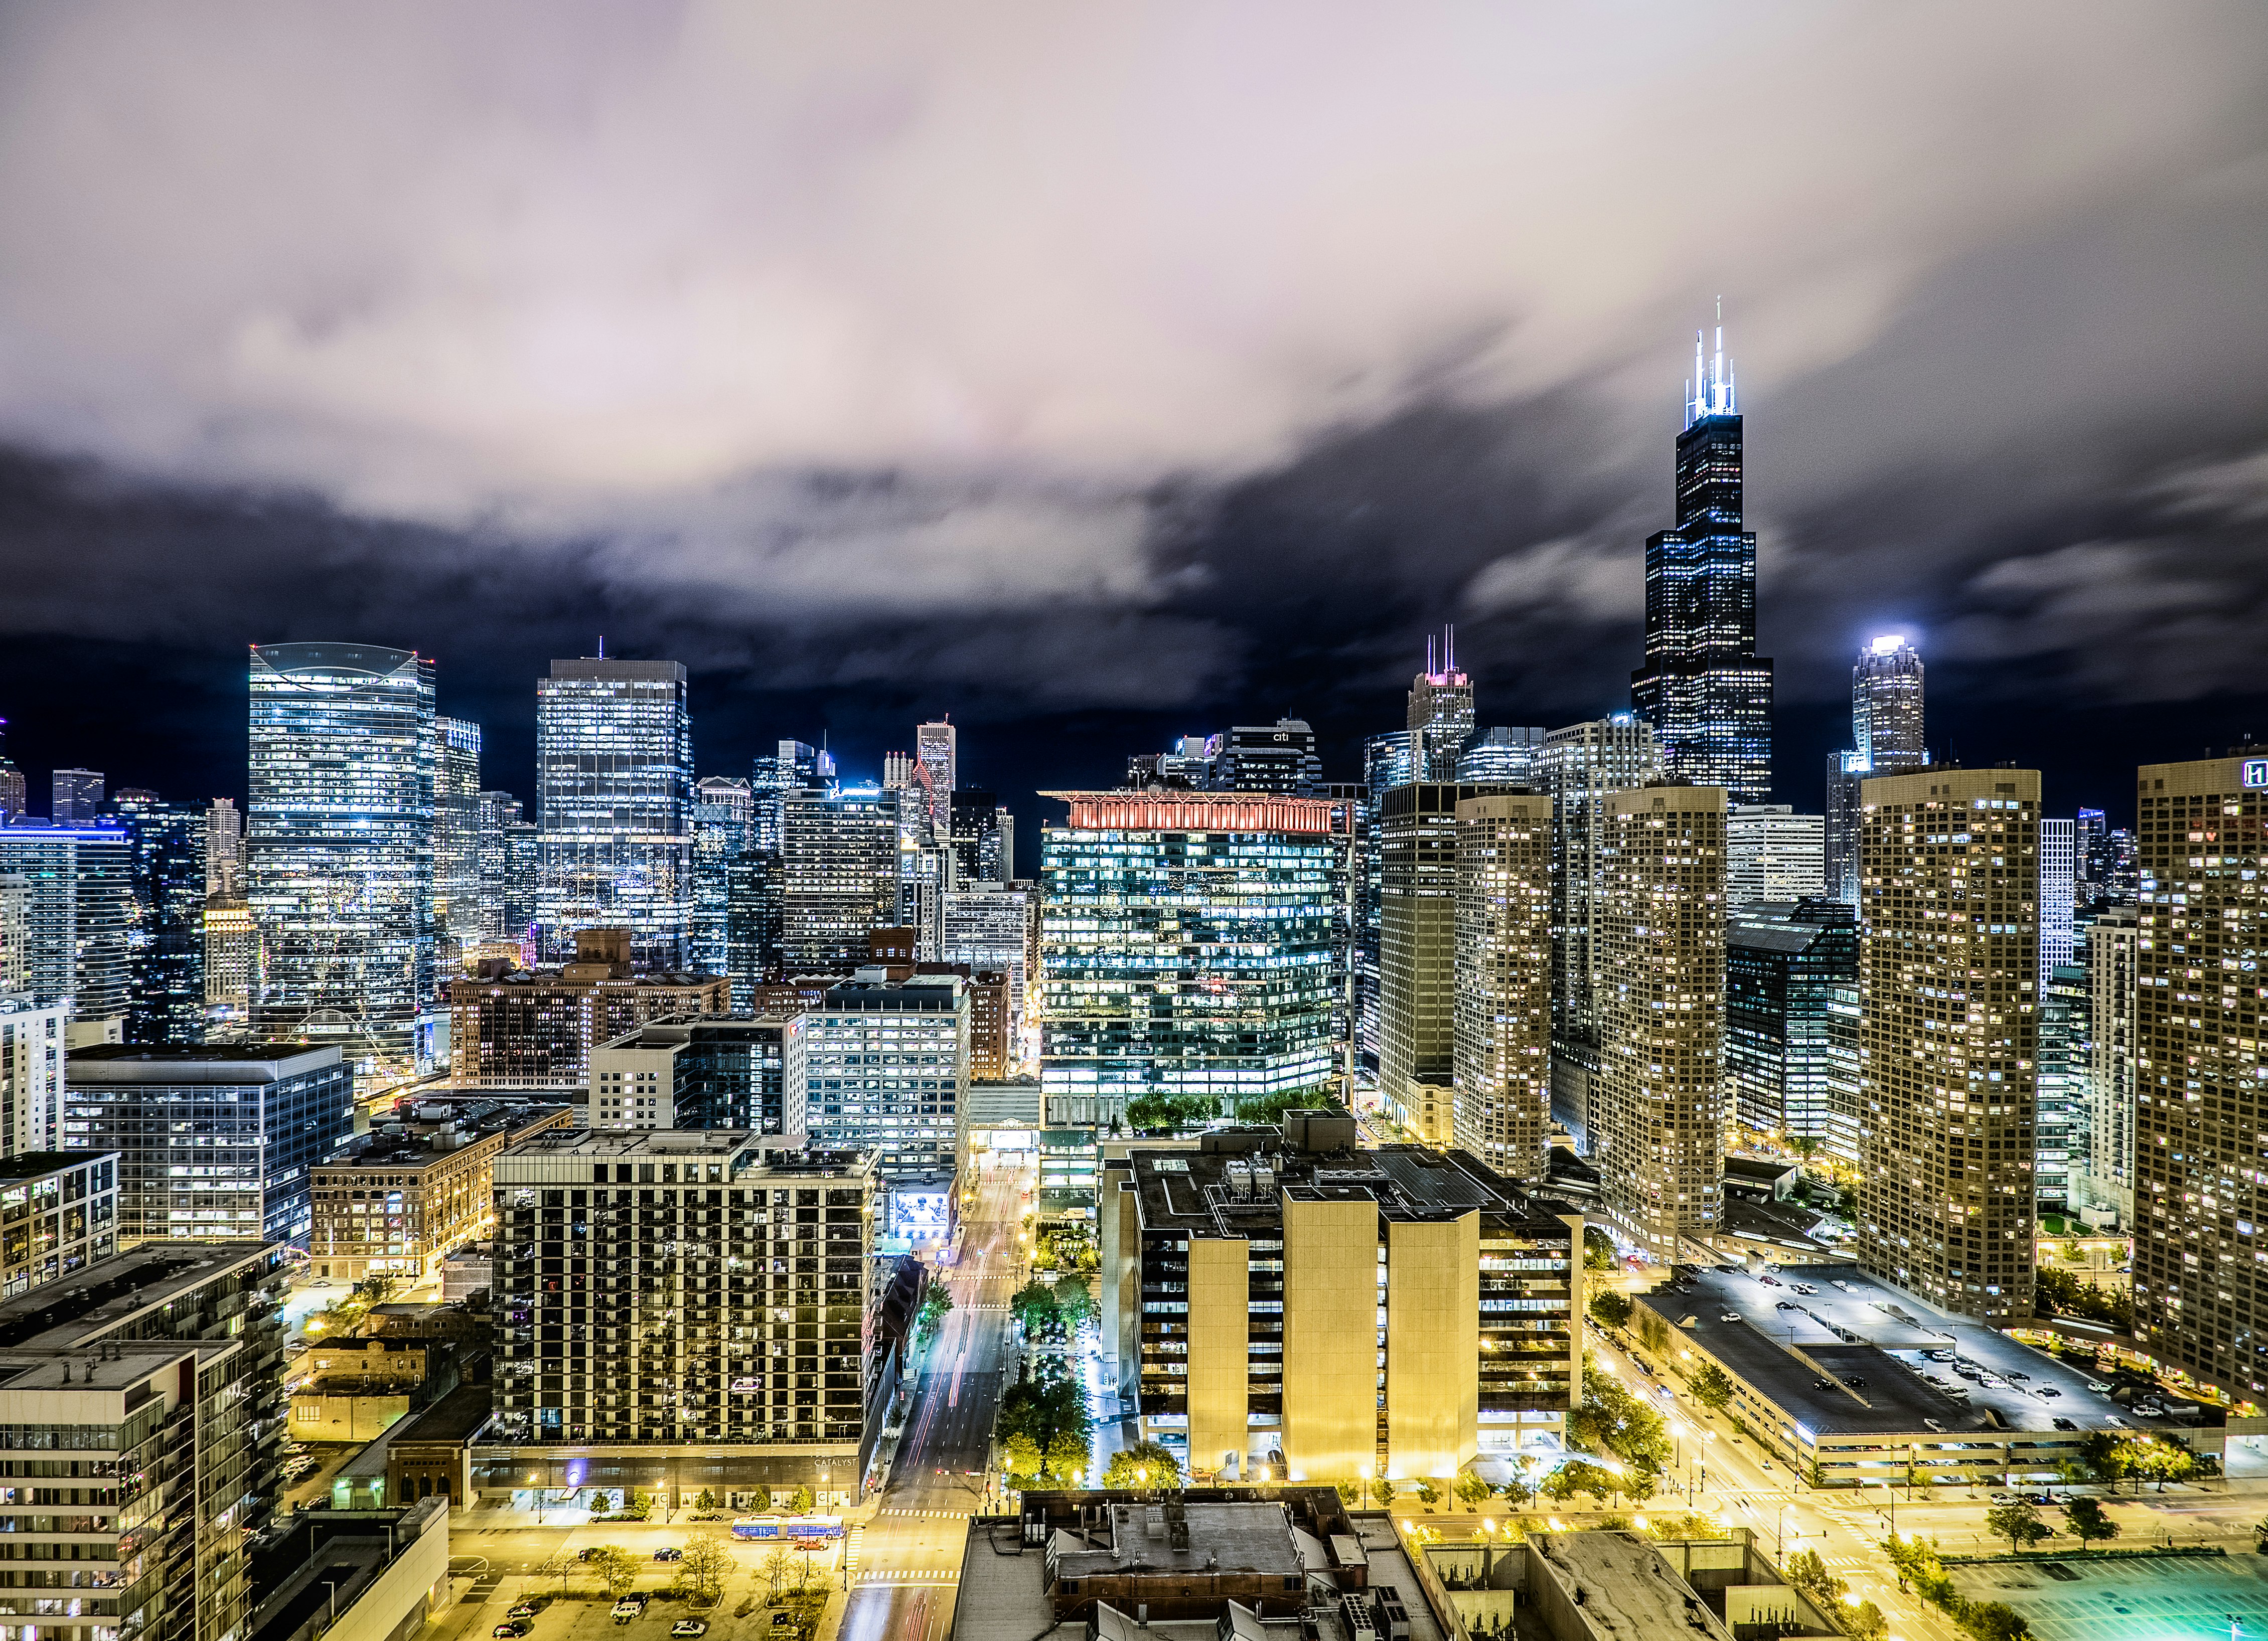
[1444,622,1456,673]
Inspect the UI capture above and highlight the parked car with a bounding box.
[1758,1275,1780,1286]
[1721,1313,1743,1324]
[2104,1415,2127,1427]
[670,1625,707,1639]
[2086,1380,2114,1393]
[2026,1492,2058,1507]
[653,1547,683,1563]
[495,1624,533,1638]
[2004,1371,2030,1382]
[2035,1387,2062,1398]
[2053,1418,2079,1431]
[1844,1377,1867,1388]
[308,1278,332,1289]
[1990,1491,2017,1504]
[507,1605,540,1621]
[613,1601,645,1624]
[1776,1301,1798,1311]
[1792,1284,1818,1295]
[1814,1379,1833,1390]
[1923,1418,1945,1433]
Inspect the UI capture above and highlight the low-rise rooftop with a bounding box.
[0,1238,275,1351]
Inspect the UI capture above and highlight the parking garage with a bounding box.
[1632,1263,2220,1489]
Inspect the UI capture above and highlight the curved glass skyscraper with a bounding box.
[247,642,435,1075]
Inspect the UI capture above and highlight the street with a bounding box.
[832,1154,1031,1641]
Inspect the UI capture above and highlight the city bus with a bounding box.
[729,1515,845,1543]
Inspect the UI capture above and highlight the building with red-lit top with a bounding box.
[1039,792,1344,1128]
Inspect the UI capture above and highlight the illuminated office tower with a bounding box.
[433,716,483,963]
[752,740,828,855]
[1628,323,1772,802]
[2071,904,2137,1229]
[944,885,1035,1059]
[1380,781,1520,1144]
[1355,731,1417,1084]
[1726,805,1826,902]
[916,720,957,840]
[1040,791,1338,1122]
[1452,793,1552,1183]
[1538,717,1661,1129]
[1216,720,1325,795]
[949,790,1010,886]
[536,657,693,968]
[1591,784,1727,1260]
[1855,766,2040,1323]
[206,797,244,897]
[0,824,135,1028]
[1408,628,1476,782]
[795,973,971,1179]
[246,642,435,1074]
[0,873,69,1155]
[1854,635,1926,769]
[476,789,526,940]
[203,893,255,1041]
[113,795,207,1046]
[2040,817,2076,976]
[50,768,104,825]
[1725,899,1859,1159]
[1457,726,1547,785]
[2130,753,2266,1396]
[722,851,783,1006]
[1826,635,1927,903]
[778,787,901,973]
[689,776,754,975]
[2035,958,2088,1213]
[0,721,23,823]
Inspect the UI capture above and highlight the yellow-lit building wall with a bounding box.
[1385,1212,1479,1477]
[1185,1236,1251,1480]
[1282,1194,1378,1481]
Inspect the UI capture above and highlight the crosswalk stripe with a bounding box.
[879,1508,971,1518]
[856,1570,960,1584]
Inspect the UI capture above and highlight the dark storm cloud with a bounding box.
[0,0,2265,811]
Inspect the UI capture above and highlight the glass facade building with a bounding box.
[116,797,208,1045]
[791,976,969,1178]
[1040,792,1340,1119]
[778,788,901,974]
[246,642,435,1072]
[1629,326,1773,802]
[433,715,484,959]
[536,658,693,968]
[1724,898,1859,1160]
[64,1042,352,1244]
[0,826,135,1026]
[689,776,754,976]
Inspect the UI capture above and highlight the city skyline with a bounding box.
[0,10,2262,862]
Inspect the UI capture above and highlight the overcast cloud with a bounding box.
[0,2,2264,802]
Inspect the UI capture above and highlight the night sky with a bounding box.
[2,5,2265,864]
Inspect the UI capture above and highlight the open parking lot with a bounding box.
[1949,1553,2268,1641]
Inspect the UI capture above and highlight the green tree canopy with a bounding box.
[1588,1290,1633,1330]
[1687,1360,1733,1412]
[1102,1441,1181,1490]
[2062,1496,2118,1548]
[1984,1502,2051,1554]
